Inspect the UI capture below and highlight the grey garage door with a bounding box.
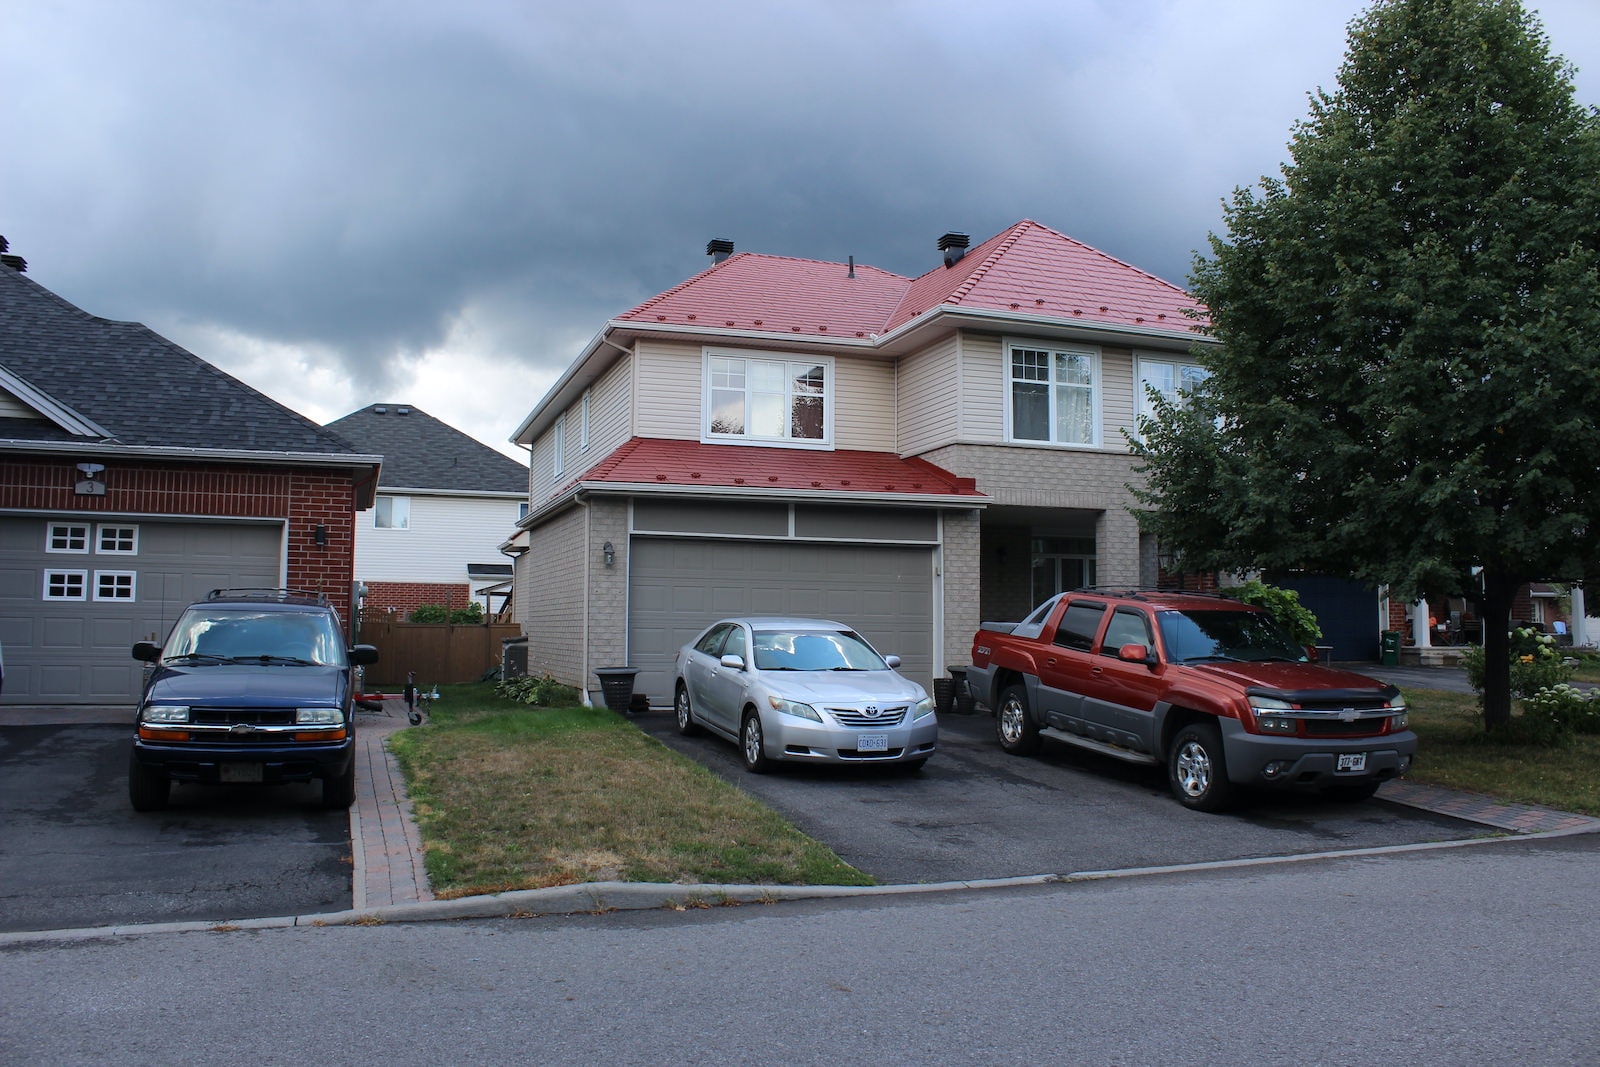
[628,538,935,705]
[0,517,282,704]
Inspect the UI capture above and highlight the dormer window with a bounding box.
[703,351,832,447]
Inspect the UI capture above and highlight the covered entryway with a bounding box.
[627,538,936,704]
[0,517,283,703]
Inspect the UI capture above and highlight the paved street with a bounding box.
[4,834,1598,1066]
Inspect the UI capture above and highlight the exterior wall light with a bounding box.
[603,541,616,567]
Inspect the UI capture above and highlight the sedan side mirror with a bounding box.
[719,653,746,670]
[884,654,902,669]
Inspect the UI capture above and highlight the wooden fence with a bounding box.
[356,615,522,685]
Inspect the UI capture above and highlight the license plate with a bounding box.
[1337,753,1367,773]
[856,734,889,752]
[220,763,264,783]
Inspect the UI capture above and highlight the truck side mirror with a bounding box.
[132,641,161,663]
[1118,643,1156,666]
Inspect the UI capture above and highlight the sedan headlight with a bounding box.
[141,705,190,724]
[295,707,345,726]
[767,695,822,722]
[913,696,936,720]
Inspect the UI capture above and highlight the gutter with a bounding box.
[0,439,384,468]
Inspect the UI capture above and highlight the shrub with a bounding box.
[449,603,484,625]
[408,604,451,623]
[496,673,580,707]
[1462,627,1572,699]
[1219,579,1322,647]
[1524,683,1600,736]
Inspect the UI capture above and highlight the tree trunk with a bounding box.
[1479,572,1519,732]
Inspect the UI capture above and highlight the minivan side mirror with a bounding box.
[132,641,161,663]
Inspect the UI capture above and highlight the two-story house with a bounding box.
[325,403,529,621]
[509,220,1212,705]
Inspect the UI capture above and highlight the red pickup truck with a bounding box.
[967,589,1416,811]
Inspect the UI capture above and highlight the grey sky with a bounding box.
[6,0,1598,458]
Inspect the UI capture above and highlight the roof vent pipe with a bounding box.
[847,255,856,280]
[707,238,735,264]
[939,232,970,268]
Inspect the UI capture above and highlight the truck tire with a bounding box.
[128,749,171,812]
[1167,721,1237,812]
[995,684,1041,756]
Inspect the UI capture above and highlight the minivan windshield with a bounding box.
[1157,609,1308,664]
[164,608,348,666]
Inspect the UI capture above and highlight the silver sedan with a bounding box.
[672,617,938,772]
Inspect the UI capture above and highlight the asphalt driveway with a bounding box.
[0,722,351,934]
[634,707,1485,884]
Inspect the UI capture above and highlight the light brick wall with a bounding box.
[520,504,588,687]
[585,499,631,700]
[942,509,982,669]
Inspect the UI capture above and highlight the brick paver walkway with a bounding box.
[350,710,433,909]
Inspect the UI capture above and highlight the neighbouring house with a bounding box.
[0,244,381,704]
[508,220,1214,705]
[323,403,528,622]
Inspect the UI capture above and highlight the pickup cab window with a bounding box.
[1053,601,1108,652]
[1101,609,1153,657]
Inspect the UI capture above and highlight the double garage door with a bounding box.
[0,517,283,704]
[627,538,935,705]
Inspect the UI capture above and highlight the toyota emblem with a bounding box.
[864,705,880,718]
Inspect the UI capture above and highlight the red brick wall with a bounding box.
[0,455,360,618]
[362,581,472,617]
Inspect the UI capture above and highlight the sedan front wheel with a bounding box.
[741,711,772,774]
[674,684,701,736]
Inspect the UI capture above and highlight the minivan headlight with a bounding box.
[295,707,345,726]
[141,705,190,724]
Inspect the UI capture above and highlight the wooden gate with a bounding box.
[357,615,522,685]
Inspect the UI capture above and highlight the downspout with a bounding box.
[578,494,594,707]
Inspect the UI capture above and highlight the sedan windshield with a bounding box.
[1157,609,1308,664]
[752,629,888,672]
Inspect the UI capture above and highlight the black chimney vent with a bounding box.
[1,254,26,273]
[939,232,970,268]
[707,238,735,264]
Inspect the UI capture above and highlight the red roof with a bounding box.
[614,219,1206,340]
[559,438,983,502]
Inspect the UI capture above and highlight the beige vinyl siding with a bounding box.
[1100,346,1136,448]
[833,357,896,451]
[0,387,39,419]
[958,333,1007,444]
[897,334,961,456]
[633,340,701,439]
[584,355,634,462]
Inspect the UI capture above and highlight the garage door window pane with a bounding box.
[44,570,87,600]
[47,524,89,553]
[97,524,139,554]
[95,571,137,601]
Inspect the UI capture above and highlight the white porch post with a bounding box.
[1413,598,1433,648]
[1572,585,1588,647]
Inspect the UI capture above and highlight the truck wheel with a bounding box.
[1326,780,1381,803]
[741,711,772,773]
[995,684,1041,756]
[321,764,356,809]
[1168,722,1237,812]
[128,749,170,812]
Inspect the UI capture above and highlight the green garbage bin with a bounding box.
[1381,630,1401,666]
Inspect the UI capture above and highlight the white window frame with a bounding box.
[94,570,137,601]
[374,495,411,530]
[701,348,834,449]
[44,569,88,601]
[553,414,566,476]
[46,523,90,553]
[580,390,591,452]
[96,523,139,555]
[1005,340,1102,447]
[1135,354,1210,433]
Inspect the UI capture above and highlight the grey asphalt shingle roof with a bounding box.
[324,404,527,492]
[0,264,365,455]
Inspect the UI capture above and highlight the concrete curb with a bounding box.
[6,823,1597,948]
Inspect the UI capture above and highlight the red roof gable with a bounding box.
[562,438,983,501]
[612,220,1206,342]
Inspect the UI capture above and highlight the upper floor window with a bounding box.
[553,414,566,476]
[704,352,831,446]
[1008,343,1099,446]
[1137,356,1209,425]
[374,495,410,530]
[580,390,591,452]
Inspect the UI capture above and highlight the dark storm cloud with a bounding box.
[6,0,1598,420]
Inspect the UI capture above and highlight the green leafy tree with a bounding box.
[1132,0,1600,731]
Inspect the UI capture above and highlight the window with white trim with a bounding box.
[1008,343,1099,446]
[553,414,566,476]
[374,495,410,530]
[580,390,591,452]
[1136,355,1209,427]
[44,570,88,600]
[47,524,89,553]
[704,352,831,446]
[97,524,139,554]
[94,570,137,601]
